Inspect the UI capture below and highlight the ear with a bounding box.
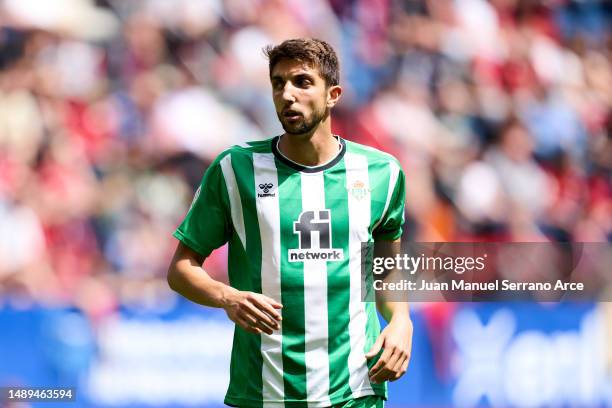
[326,85,342,108]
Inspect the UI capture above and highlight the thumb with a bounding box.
[365,335,385,359]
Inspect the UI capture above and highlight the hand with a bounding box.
[365,317,412,384]
[223,290,283,335]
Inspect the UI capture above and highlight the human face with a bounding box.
[270,59,331,136]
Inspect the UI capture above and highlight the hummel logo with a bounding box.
[257,183,275,198]
[259,183,273,193]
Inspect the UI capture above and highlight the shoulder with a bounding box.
[343,139,401,168]
[228,138,274,155]
[209,137,275,167]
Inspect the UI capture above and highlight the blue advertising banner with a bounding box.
[0,302,609,407]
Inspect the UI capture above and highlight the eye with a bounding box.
[296,77,311,87]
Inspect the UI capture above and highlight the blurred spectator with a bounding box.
[0,0,609,315]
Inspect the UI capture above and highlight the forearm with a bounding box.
[375,239,410,324]
[376,300,411,325]
[167,258,237,309]
[368,299,413,384]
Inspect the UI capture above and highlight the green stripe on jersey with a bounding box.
[365,156,389,356]
[226,149,264,405]
[253,151,287,404]
[277,162,308,405]
[324,159,353,403]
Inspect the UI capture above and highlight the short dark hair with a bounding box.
[264,38,340,87]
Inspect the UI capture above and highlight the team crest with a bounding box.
[348,180,370,201]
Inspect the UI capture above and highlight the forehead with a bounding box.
[270,58,322,80]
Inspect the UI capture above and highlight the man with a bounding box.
[167,38,412,407]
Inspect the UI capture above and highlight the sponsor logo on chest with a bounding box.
[289,209,344,263]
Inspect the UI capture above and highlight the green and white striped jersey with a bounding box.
[173,135,406,407]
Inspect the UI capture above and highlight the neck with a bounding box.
[278,120,339,167]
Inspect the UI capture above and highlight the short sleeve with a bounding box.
[373,165,406,241]
[173,156,231,258]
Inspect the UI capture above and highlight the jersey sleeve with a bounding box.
[173,156,232,258]
[373,165,406,241]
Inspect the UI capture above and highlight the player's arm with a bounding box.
[371,299,412,384]
[374,239,410,324]
[168,156,282,335]
[365,238,413,384]
[366,164,411,383]
[167,241,282,335]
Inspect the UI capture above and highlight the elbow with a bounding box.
[167,243,205,294]
[167,264,180,292]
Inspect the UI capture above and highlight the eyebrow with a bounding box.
[294,73,314,81]
[270,72,316,82]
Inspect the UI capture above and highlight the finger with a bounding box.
[247,294,281,321]
[365,336,384,359]
[391,358,409,381]
[252,296,283,321]
[264,296,284,310]
[255,318,277,335]
[381,350,401,378]
[401,356,409,373]
[371,360,398,384]
[242,301,280,329]
[391,352,407,374]
[387,355,406,382]
[369,347,392,378]
[370,367,393,384]
[241,314,274,335]
[241,311,274,335]
[372,350,403,383]
[370,346,402,382]
[236,316,262,334]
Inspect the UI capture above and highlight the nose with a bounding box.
[281,82,297,103]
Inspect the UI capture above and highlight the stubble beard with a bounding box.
[279,106,328,136]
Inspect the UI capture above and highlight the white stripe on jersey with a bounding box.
[220,155,246,249]
[344,152,376,396]
[372,160,400,231]
[300,173,331,407]
[253,153,285,406]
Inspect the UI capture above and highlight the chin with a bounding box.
[284,127,311,136]
[282,122,306,135]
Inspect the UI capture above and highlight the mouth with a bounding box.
[282,109,302,121]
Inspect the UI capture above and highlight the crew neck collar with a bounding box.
[271,135,346,173]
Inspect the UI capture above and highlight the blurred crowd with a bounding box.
[0,0,609,317]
